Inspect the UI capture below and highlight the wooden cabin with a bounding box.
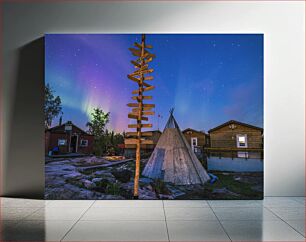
[45,121,94,155]
[182,128,209,155]
[208,120,263,150]
[123,130,162,158]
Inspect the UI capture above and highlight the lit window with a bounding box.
[58,139,67,146]
[80,139,88,147]
[237,135,247,148]
[238,136,245,143]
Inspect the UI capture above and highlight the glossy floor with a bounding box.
[0,197,304,241]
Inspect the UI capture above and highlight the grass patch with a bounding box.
[111,170,133,183]
[65,178,87,189]
[151,179,170,196]
[92,179,109,193]
[125,160,146,176]
[207,172,262,199]
[106,182,121,196]
[177,172,263,199]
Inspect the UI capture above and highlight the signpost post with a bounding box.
[127,34,156,199]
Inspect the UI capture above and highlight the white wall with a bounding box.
[2,1,305,197]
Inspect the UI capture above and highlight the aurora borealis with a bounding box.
[45,34,263,133]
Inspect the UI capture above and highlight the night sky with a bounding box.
[45,34,263,133]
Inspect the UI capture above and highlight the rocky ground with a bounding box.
[45,156,263,200]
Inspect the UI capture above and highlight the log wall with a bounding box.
[209,124,263,149]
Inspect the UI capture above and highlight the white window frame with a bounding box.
[191,137,198,152]
[58,139,67,146]
[80,139,88,147]
[236,134,248,148]
[237,151,249,158]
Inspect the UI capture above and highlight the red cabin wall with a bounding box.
[45,127,94,155]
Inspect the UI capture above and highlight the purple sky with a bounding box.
[45,34,263,133]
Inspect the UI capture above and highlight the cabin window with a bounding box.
[236,134,248,148]
[80,139,88,147]
[237,151,249,158]
[58,139,67,146]
[192,137,197,146]
[191,137,198,153]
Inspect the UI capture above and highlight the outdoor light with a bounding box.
[65,124,72,131]
[229,124,236,130]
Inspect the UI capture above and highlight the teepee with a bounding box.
[142,109,210,185]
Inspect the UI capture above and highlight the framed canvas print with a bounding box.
[45,34,263,200]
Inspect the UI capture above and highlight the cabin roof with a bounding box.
[45,121,93,136]
[182,128,206,134]
[208,120,263,133]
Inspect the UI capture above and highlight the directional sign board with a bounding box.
[126,34,156,198]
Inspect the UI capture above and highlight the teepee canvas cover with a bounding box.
[142,110,210,185]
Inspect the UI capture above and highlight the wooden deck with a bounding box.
[204,147,263,152]
[77,158,134,171]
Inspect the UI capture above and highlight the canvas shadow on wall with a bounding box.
[4,38,45,199]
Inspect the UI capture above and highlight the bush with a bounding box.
[111,169,133,183]
[93,179,109,193]
[106,182,121,195]
[152,179,170,195]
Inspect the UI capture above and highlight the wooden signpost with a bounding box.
[127,34,155,199]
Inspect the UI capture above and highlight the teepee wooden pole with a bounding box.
[127,34,156,199]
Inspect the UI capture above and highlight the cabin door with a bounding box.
[70,135,78,153]
[191,137,198,153]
